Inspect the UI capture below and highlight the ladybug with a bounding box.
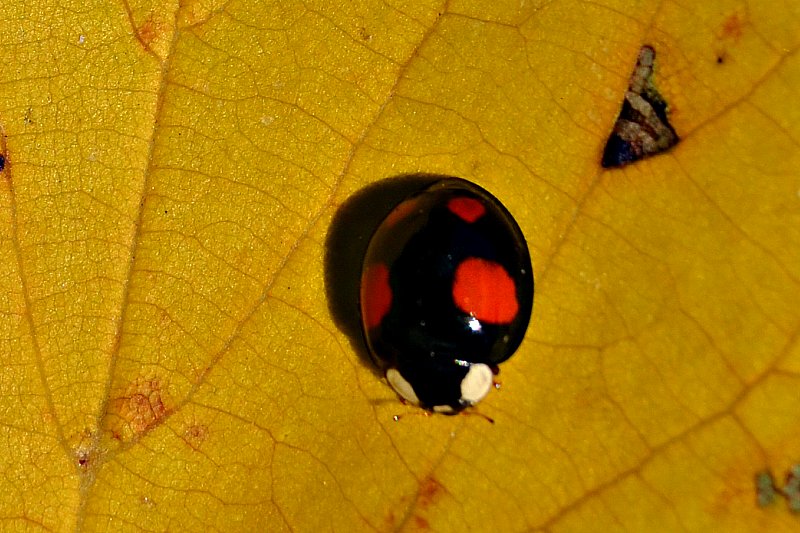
[360,178,533,413]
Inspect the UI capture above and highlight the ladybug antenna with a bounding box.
[463,410,495,424]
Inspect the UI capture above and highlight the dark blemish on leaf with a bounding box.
[786,464,800,512]
[414,516,430,529]
[324,174,438,375]
[601,46,679,168]
[755,464,800,512]
[358,26,372,41]
[714,14,744,68]
[77,452,90,468]
[1,127,8,176]
[756,470,777,507]
[74,431,99,472]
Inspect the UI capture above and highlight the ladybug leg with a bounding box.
[391,397,412,421]
[489,365,502,391]
[460,409,494,424]
[393,409,492,424]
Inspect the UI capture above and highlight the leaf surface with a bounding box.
[0,0,798,531]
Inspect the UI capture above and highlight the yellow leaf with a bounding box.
[1,0,798,531]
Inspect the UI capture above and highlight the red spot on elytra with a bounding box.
[452,258,518,324]
[447,197,485,223]
[383,198,419,227]
[361,263,392,328]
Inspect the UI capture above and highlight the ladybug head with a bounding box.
[385,358,494,413]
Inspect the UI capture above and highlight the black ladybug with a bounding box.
[360,178,533,413]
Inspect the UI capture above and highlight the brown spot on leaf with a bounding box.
[111,376,171,439]
[177,0,213,28]
[721,13,744,42]
[414,516,430,529]
[358,26,372,42]
[182,423,209,450]
[417,476,444,510]
[136,13,161,49]
[708,454,771,517]
[382,510,396,530]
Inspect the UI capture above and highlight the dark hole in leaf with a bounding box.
[601,45,679,168]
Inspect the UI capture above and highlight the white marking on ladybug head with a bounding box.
[386,368,419,405]
[460,363,493,406]
[432,404,455,414]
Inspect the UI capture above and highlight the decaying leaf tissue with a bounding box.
[753,465,800,512]
[601,46,679,168]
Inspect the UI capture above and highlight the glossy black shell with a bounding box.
[360,178,534,411]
